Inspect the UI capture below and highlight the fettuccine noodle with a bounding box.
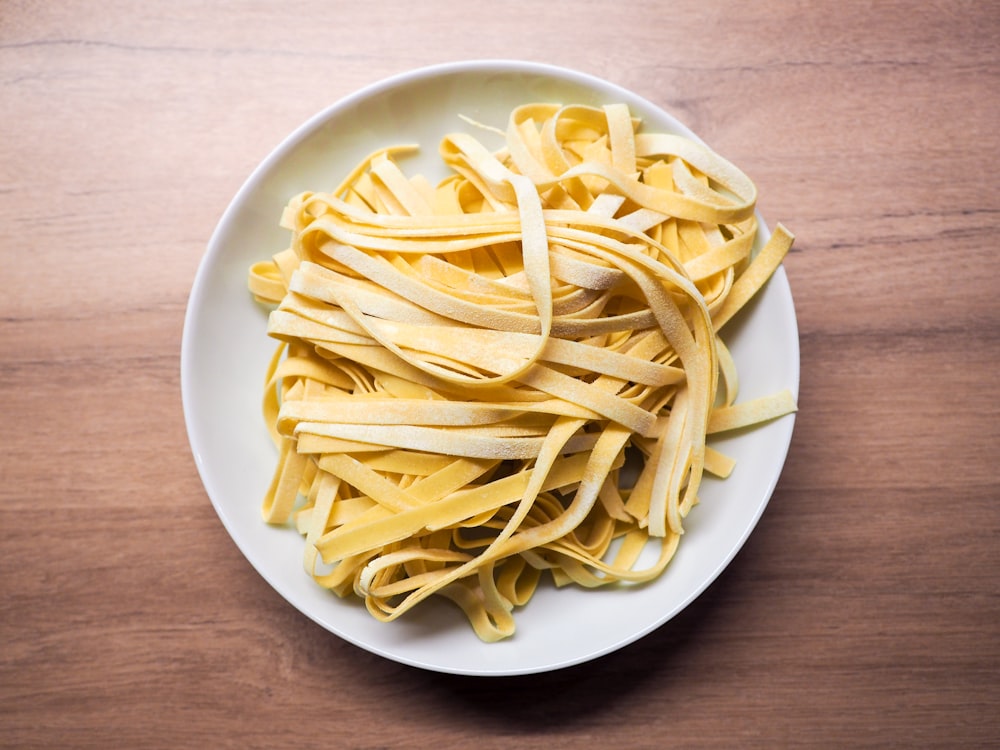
[247,103,796,641]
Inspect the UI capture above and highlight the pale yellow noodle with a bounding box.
[247,102,796,641]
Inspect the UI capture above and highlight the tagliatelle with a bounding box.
[247,103,796,641]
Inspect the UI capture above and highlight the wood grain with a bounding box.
[2,1,998,747]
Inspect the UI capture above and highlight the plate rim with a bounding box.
[181,59,799,676]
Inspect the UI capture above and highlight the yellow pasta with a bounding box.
[248,103,796,641]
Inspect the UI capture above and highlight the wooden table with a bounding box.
[3,2,997,747]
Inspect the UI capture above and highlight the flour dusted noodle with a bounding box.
[248,103,796,641]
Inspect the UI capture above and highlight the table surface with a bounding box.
[2,2,998,747]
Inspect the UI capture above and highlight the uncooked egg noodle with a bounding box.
[246,102,796,641]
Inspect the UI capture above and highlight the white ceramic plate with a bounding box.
[181,60,798,676]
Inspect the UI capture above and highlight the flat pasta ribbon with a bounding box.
[247,102,796,641]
